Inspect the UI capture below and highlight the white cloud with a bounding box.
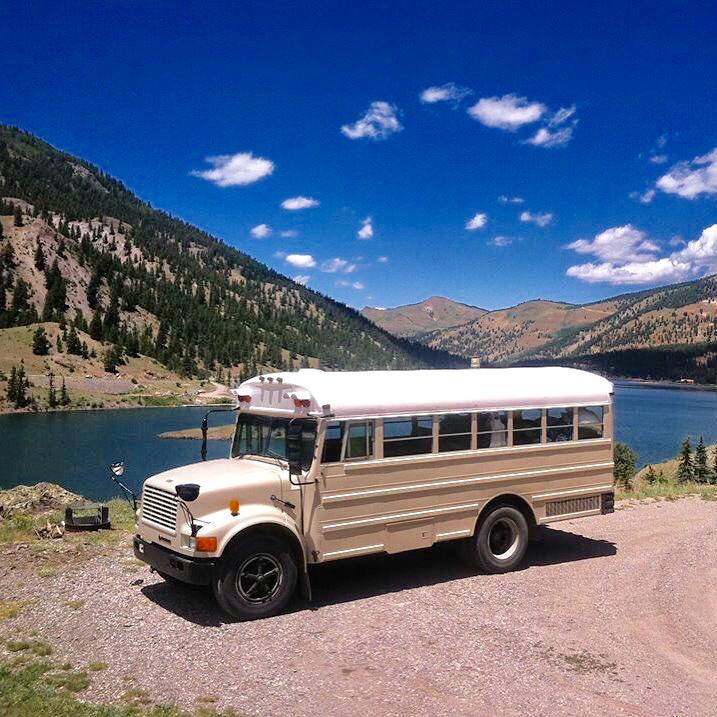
[357,217,374,239]
[280,229,298,238]
[419,82,472,105]
[293,275,310,286]
[336,280,365,290]
[281,196,319,210]
[655,148,717,199]
[549,105,577,126]
[566,258,692,285]
[524,125,574,148]
[520,210,553,227]
[321,257,356,273]
[285,254,316,269]
[498,195,524,204]
[566,223,717,285]
[191,152,274,187]
[489,236,512,247]
[465,212,488,231]
[377,255,389,263]
[467,94,546,131]
[250,223,271,239]
[649,154,669,165]
[341,101,403,140]
[567,225,659,264]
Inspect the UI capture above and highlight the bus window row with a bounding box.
[321,406,605,463]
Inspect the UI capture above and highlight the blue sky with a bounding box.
[2,1,717,310]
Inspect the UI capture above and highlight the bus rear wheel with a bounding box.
[212,536,297,621]
[461,505,528,573]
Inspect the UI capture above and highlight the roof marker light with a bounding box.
[237,394,251,404]
[293,398,311,408]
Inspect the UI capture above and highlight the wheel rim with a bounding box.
[236,553,283,604]
[488,517,520,560]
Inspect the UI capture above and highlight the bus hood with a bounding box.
[144,458,282,497]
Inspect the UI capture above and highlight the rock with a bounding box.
[0,482,82,520]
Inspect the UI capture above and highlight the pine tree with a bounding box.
[644,465,657,484]
[6,366,17,404]
[13,206,23,227]
[56,334,63,353]
[89,308,104,341]
[59,377,70,406]
[677,438,694,483]
[32,326,51,355]
[34,241,45,270]
[695,436,710,483]
[47,371,58,408]
[613,442,636,490]
[65,326,83,356]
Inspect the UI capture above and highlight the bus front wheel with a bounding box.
[212,536,297,621]
[461,505,529,573]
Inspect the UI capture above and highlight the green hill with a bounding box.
[0,125,460,384]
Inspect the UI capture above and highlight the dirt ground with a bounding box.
[1,497,716,716]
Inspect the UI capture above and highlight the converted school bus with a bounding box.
[135,367,615,620]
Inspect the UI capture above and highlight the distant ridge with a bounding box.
[361,296,487,338]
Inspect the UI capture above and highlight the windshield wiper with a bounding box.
[240,449,287,467]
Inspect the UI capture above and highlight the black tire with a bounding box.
[460,505,529,573]
[212,536,297,621]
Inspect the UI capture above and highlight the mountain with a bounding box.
[0,126,459,381]
[361,296,487,338]
[367,278,717,382]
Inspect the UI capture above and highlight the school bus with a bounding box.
[134,367,614,620]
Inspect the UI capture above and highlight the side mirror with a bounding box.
[110,461,125,478]
[176,483,200,502]
[286,422,303,475]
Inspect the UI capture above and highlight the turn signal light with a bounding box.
[228,500,240,515]
[237,394,251,404]
[195,536,217,553]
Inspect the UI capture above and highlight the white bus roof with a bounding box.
[234,367,613,420]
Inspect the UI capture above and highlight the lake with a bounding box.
[1,383,717,500]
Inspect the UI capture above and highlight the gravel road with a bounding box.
[1,497,716,716]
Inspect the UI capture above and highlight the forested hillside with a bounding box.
[0,126,458,380]
[415,276,717,377]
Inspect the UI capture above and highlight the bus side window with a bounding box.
[322,422,344,463]
[578,406,604,439]
[345,421,374,460]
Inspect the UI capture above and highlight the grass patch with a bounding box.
[65,599,85,610]
[0,658,239,716]
[6,640,52,656]
[617,480,717,502]
[88,661,108,672]
[0,600,26,621]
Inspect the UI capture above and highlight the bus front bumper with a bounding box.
[134,536,215,586]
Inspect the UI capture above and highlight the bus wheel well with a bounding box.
[475,494,537,534]
[224,524,306,573]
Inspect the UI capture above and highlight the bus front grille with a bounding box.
[545,495,600,517]
[141,485,178,533]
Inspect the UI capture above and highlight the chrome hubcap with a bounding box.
[236,553,283,604]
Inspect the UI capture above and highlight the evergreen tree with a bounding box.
[65,326,83,356]
[644,465,657,484]
[694,436,710,483]
[677,438,694,483]
[13,206,22,227]
[34,241,45,270]
[613,442,636,490]
[59,377,70,406]
[31,326,51,355]
[47,371,58,408]
[6,366,17,404]
[89,308,104,341]
[56,334,63,353]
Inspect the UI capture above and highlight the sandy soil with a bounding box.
[1,498,715,716]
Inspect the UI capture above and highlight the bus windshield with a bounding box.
[231,414,317,470]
